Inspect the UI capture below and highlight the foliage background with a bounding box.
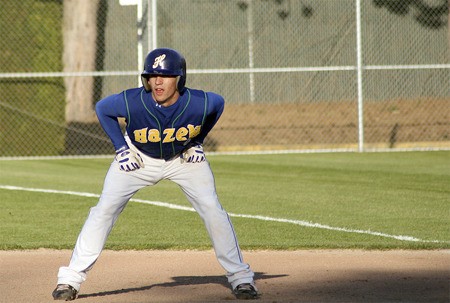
[0,0,448,157]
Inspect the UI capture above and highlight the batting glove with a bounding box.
[115,146,144,172]
[181,145,205,163]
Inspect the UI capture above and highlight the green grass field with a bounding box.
[0,151,449,250]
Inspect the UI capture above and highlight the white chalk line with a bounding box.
[1,185,446,244]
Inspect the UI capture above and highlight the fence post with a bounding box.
[246,0,255,103]
[356,0,364,152]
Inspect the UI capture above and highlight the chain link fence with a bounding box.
[0,0,448,157]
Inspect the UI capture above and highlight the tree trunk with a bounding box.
[63,0,99,123]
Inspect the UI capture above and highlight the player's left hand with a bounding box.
[181,145,205,163]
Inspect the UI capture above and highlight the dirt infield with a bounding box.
[1,249,449,303]
[207,99,450,150]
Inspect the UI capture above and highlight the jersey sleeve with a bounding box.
[195,92,225,143]
[95,92,128,151]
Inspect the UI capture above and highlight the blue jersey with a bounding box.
[96,87,225,160]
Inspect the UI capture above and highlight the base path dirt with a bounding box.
[1,249,448,303]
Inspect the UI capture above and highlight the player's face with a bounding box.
[147,75,180,107]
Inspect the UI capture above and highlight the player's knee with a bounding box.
[198,202,227,220]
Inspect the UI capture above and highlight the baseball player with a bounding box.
[52,48,259,300]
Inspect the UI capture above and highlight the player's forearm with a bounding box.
[196,93,225,142]
[95,99,128,151]
[98,115,127,151]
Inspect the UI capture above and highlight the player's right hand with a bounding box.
[115,146,144,172]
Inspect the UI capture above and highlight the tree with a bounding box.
[63,0,99,123]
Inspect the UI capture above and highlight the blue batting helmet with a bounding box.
[141,48,187,92]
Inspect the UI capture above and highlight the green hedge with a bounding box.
[0,0,64,156]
